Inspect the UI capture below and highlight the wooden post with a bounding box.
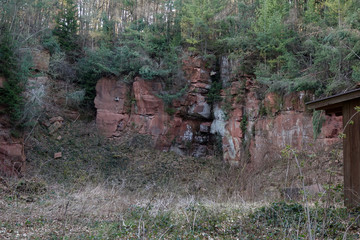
[343,99,360,207]
[306,89,360,208]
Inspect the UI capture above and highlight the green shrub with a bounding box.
[41,30,61,55]
[240,112,247,138]
[53,0,80,60]
[139,65,161,80]
[157,85,188,105]
[291,77,322,93]
[78,33,179,106]
[0,29,32,127]
[165,107,176,115]
[66,89,85,109]
[49,51,76,82]
[207,81,222,103]
[352,62,360,82]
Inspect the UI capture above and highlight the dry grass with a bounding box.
[0,180,259,239]
[1,117,356,239]
[1,180,359,239]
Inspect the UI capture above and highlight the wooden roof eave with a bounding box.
[306,88,360,115]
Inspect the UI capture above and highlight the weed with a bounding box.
[312,110,325,139]
[207,81,222,104]
[240,112,248,139]
[165,107,176,116]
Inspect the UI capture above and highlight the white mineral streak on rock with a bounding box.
[182,124,193,142]
[211,104,226,136]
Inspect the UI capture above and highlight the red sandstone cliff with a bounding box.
[0,51,342,178]
[212,79,342,167]
[94,56,215,156]
[94,55,342,166]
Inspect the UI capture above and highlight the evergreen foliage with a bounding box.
[207,81,222,103]
[157,85,188,105]
[41,30,61,55]
[0,29,31,127]
[1,0,360,112]
[312,110,325,139]
[246,0,360,95]
[77,20,180,105]
[100,14,116,48]
[180,0,226,53]
[53,0,79,60]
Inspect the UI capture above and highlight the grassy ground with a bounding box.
[0,183,359,239]
[0,118,359,239]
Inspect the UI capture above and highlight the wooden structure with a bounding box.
[306,89,360,207]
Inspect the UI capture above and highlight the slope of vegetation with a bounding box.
[2,0,360,113]
[1,192,359,239]
[0,115,357,239]
[0,99,352,239]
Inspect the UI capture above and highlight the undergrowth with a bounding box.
[0,188,359,240]
[24,120,237,197]
[0,119,355,239]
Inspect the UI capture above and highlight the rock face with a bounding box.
[212,58,342,167]
[0,112,26,176]
[94,78,130,137]
[95,56,215,156]
[95,55,342,166]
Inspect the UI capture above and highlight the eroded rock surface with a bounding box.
[95,56,342,167]
[0,112,26,176]
[94,77,130,137]
[213,80,342,167]
[94,56,214,156]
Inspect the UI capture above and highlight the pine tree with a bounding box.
[324,0,352,27]
[0,29,31,126]
[53,0,79,59]
[180,0,226,53]
[255,0,292,70]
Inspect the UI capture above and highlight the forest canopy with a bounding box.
[1,0,360,107]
